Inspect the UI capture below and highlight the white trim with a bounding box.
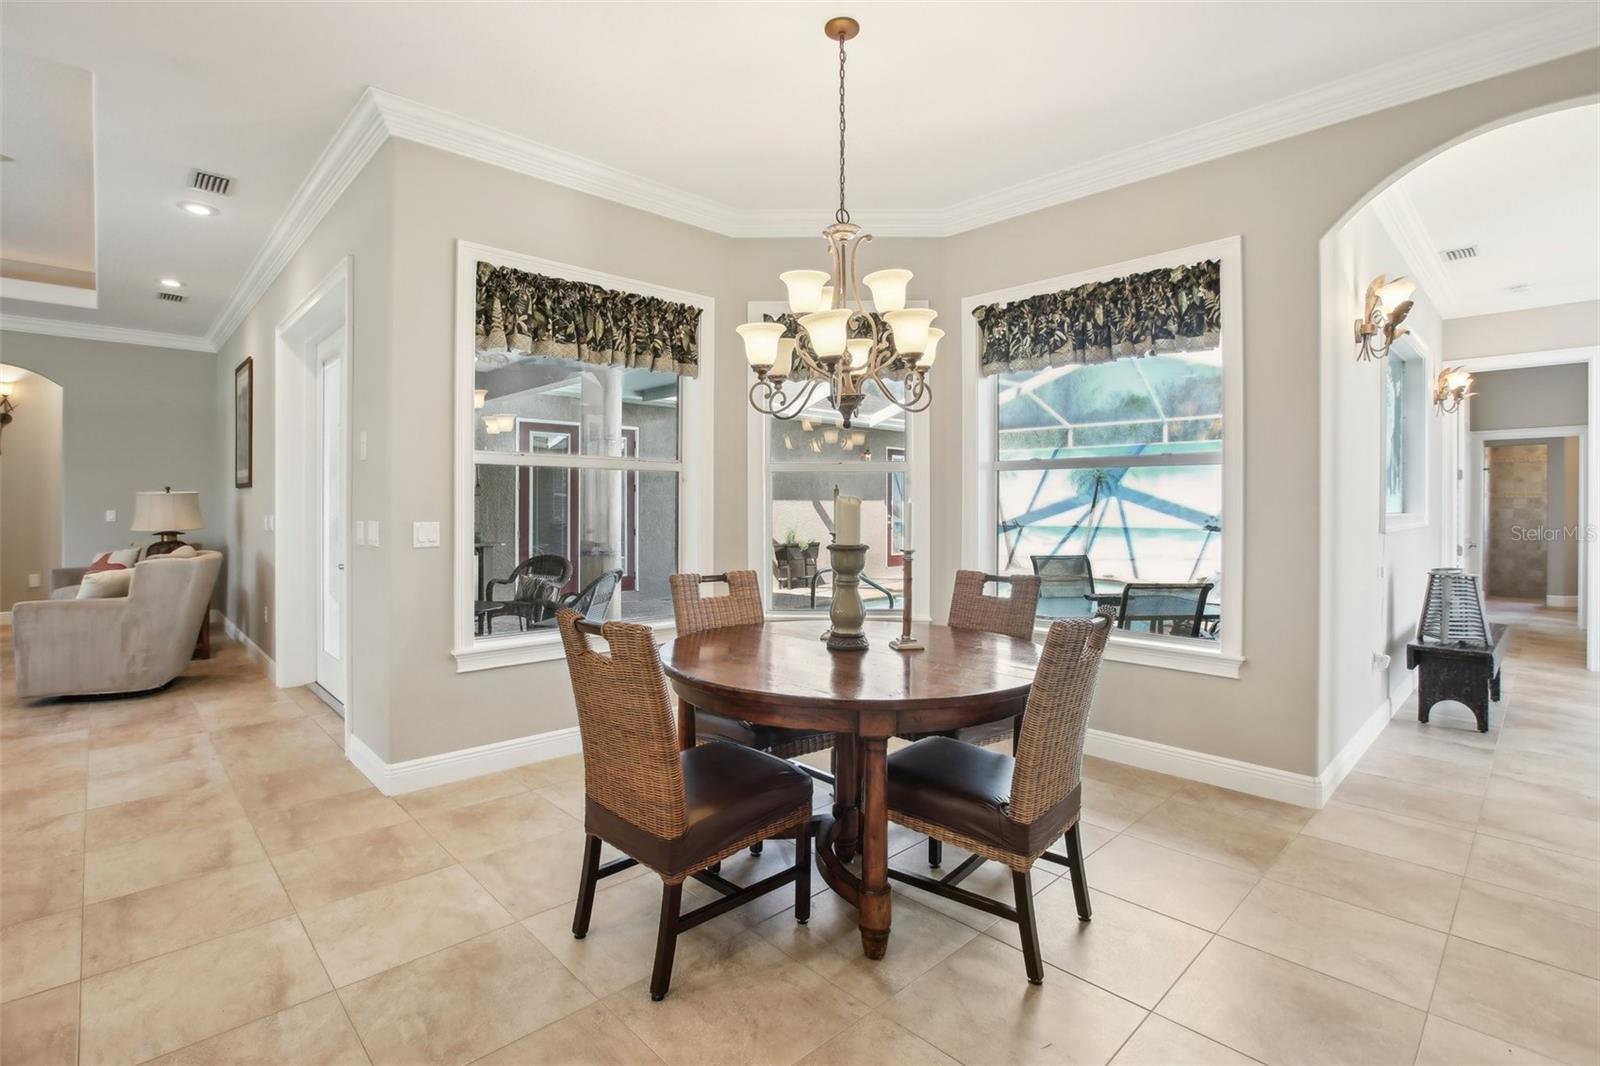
[1370,186,1463,319]
[272,258,355,754]
[1453,347,1597,373]
[0,278,97,309]
[208,92,388,351]
[960,236,1246,676]
[348,726,582,796]
[0,313,216,352]
[1547,594,1579,608]
[222,612,278,682]
[744,300,932,623]
[1311,694,1397,806]
[451,242,713,672]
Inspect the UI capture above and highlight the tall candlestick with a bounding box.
[890,548,922,651]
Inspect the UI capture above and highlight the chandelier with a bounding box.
[736,16,940,429]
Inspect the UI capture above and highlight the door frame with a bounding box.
[1469,424,1587,620]
[314,331,349,705]
[274,257,355,750]
[1446,344,1599,670]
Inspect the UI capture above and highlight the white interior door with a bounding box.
[316,331,348,706]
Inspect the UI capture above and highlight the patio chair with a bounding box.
[484,554,572,630]
[1031,554,1098,616]
[559,569,624,623]
[1118,581,1213,637]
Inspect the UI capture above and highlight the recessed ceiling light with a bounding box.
[159,278,184,289]
[179,201,218,217]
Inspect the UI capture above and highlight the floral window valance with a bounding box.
[475,262,702,378]
[761,311,903,382]
[973,259,1221,376]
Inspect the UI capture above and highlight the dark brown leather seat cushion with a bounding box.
[694,709,831,758]
[887,736,1080,858]
[586,741,812,878]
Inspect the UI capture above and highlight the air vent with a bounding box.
[1441,245,1478,262]
[157,291,186,303]
[189,170,233,196]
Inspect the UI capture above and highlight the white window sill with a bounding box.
[1038,624,1244,679]
[452,620,678,673]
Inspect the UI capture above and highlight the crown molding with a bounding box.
[931,5,1599,235]
[1370,184,1462,319]
[205,88,389,350]
[0,313,216,352]
[9,4,1594,349]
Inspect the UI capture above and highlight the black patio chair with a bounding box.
[485,554,572,630]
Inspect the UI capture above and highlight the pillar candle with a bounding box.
[836,495,862,545]
[903,500,913,544]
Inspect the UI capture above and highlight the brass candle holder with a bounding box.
[889,548,922,651]
[825,543,870,652]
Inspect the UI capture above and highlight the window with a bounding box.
[961,238,1244,677]
[1382,335,1429,530]
[454,244,713,671]
[747,301,929,619]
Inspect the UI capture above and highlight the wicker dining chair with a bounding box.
[903,570,1042,866]
[886,610,1113,983]
[669,572,835,828]
[557,610,814,1001]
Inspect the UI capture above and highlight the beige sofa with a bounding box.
[13,550,222,699]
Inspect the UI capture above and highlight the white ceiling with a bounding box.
[0,49,97,301]
[0,1,1594,347]
[1373,103,1600,319]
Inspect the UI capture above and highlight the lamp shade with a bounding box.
[798,309,852,360]
[883,308,938,354]
[863,269,912,312]
[1375,276,1416,310]
[779,270,831,314]
[773,337,797,379]
[736,322,785,369]
[916,327,944,369]
[132,490,203,533]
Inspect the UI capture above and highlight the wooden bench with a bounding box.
[1405,623,1510,733]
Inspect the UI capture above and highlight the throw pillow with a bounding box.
[85,553,128,574]
[77,569,135,599]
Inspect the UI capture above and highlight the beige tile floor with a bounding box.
[2,608,1596,1065]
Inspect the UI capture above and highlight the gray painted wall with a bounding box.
[0,332,219,576]
[201,49,1597,775]
[0,367,64,611]
[1470,364,1590,432]
[1444,300,1599,361]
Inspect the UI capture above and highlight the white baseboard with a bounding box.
[1085,729,1323,808]
[1547,594,1579,608]
[219,612,278,682]
[347,726,582,796]
[1312,695,1395,807]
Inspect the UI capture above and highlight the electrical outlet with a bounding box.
[27,573,40,588]
[105,510,116,522]
[413,521,441,548]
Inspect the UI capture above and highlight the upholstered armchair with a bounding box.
[12,551,222,699]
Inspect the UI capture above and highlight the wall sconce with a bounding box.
[0,380,16,455]
[1434,366,1474,414]
[473,389,488,409]
[1355,274,1416,361]
[484,413,515,435]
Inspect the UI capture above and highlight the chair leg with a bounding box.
[649,882,683,1002]
[1012,869,1044,984]
[750,841,764,857]
[795,822,812,924]
[927,837,943,867]
[1064,823,1092,921]
[571,834,602,939]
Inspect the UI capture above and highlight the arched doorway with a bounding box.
[0,365,65,617]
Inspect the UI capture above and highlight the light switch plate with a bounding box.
[354,520,367,546]
[27,573,40,588]
[368,521,380,547]
[105,510,116,522]
[413,521,441,548]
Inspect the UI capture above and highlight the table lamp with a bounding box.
[132,488,203,556]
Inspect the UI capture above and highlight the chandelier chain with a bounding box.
[836,35,849,224]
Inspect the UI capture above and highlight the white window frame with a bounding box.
[744,300,932,623]
[1380,332,1431,532]
[960,236,1245,678]
[452,241,714,671]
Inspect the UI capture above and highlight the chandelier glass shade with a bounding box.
[737,17,938,429]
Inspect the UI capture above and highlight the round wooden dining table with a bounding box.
[662,618,1040,959]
